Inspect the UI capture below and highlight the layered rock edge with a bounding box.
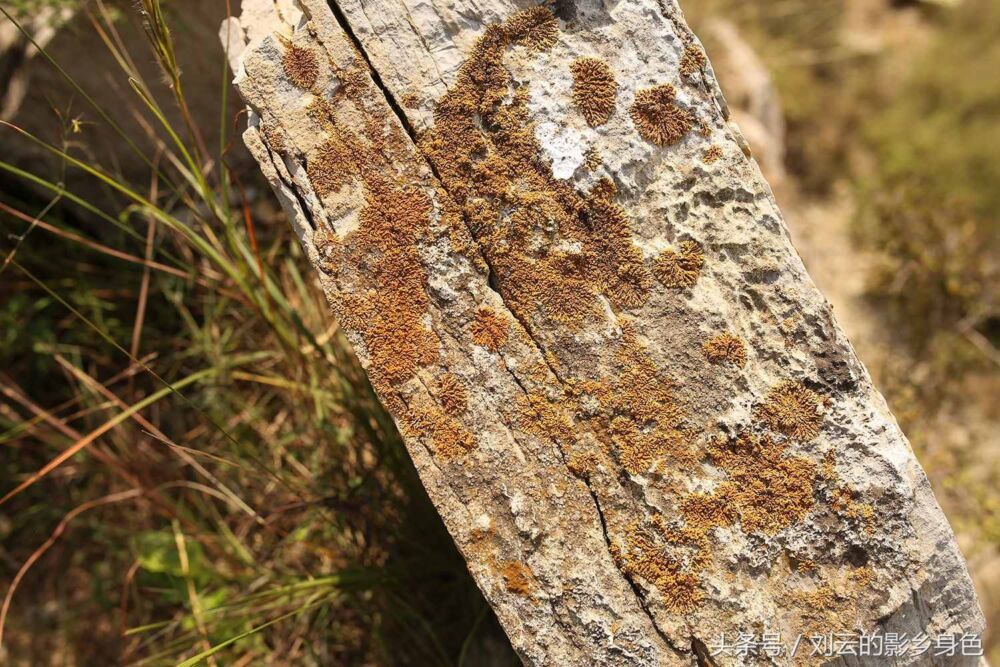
[221,1,985,664]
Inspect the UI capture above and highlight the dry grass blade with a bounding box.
[0,489,144,652]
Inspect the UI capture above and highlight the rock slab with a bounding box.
[223,1,985,664]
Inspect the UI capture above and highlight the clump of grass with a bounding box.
[855,0,999,393]
[0,2,513,665]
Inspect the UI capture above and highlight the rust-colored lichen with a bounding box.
[705,433,818,534]
[756,381,823,441]
[614,521,702,611]
[307,134,358,196]
[435,373,468,416]
[573,326,694,476]
[403,399,476,460]
[702,145,723,164]
[788,565,878,637]
[470,307,510,351]
[301,56,440,393]
[418,7,651,332]
[584,146,603,171]
[654,240,704,288]
[567,449,600,479]
[630,84,694,146]
[499,560,534,595]
[702,332,747,367]
[679,45,707,78]
[515,392,575,447]
[341,180,439,388]
[281,42,319,89]
[503,5,559,51]
[570,57,617,126]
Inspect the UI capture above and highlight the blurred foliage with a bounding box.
[5,0,80,16]
[857,0,999,372]
[0,1,513,665]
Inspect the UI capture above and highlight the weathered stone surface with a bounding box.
[225,1,985,664]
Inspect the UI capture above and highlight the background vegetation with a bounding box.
[1,0,997,664]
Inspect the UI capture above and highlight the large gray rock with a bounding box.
[223,1,985,664]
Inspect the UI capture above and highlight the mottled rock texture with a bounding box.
[223,1,984,664]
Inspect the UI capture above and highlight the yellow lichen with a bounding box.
[404,400,476,460]
[307,135,358,195]
[470,307,510,351]
[435,373,468,416]
[702,145,723,164]
[679,45,707,78]
[499,560,534,595]
[614,521,703,611]
[281,43,319,89]
[573,326,695,476]
[515,393,575,447]
[654,240,704,288]
[300,59,440,393]
[584,146,603,171]
[503,5,559,51]
[567,449,600,479]
[705,433,818,534]
[702,332,747,367]
[418,7,651,332]
[570,57,617,126]
[756,381,823,441]
[630,84,694,146]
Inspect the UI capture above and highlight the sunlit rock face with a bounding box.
[225,1,984,664]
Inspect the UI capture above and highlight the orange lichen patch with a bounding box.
[570,57,617,126]
[588,175,617,201]
[702,145,723,164]
[679,45,707,78]
[584,146,603,171]
[792,557,817,573]
[503,5,559,51]
[499,560,534,596]
[307,135,359,196]
[702,332,747,367]
[419,7,651,332]
[756,381,823,441]
[567,448,600,479]
[821,452,875,534]
[515,392,575,447]
[706,433,818,534]
[435,373,468,416]
[470,307,510,351]
[830,486,876,534]
[613,418,689,476]
[584,189,653,308]
[261,122,287,154]
[788,565,877,637]
[281,42,319,89]
[630,84,694,146]
[654,240,705,288]
[312,228,342,277]
[299,58,441,393]
[405,400,476,460]
[613,522,702,611]
[679,488,738,536]
[574,327,695,476]
[401,92,420,108]
[341,181,438,388]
